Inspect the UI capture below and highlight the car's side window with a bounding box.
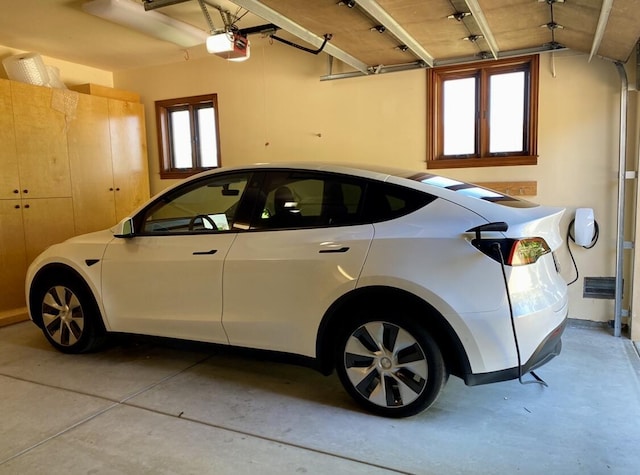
[139,173,250,234]
[363,182,436,223]
[253,171,365,230]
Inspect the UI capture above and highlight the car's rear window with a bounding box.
[363,182,436,222]
[408,173,538,208]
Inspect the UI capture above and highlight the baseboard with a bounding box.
[0,307,29,327]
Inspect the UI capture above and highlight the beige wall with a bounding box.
[114,37,428,193]
[112,39,633,325]
[0,45,113,86]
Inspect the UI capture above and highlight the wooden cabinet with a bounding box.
[22,198,76,264]
[0,80,19,200]
[0,79,26,323]
[11,81,72,199]
[67,93,150,235]
[109,99,150,222]
[0,78,149,325]
[0,200,28,315]
[67,93,118,235]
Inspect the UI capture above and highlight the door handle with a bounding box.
[319,247,350,254]
[193,249,217,255]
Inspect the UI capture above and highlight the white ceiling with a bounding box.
[0,1,638,74]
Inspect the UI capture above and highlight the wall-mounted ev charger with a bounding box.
[573,208,596,247]
[566,207,599,285]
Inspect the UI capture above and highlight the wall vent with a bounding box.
[583,277,617,299]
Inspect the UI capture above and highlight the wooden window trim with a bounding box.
[427,55,539,169]
[156,94,221,179]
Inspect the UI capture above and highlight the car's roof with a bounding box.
[133,161,563,248]
[168,161,558,219]
[199,161,533,207]
[205,161,411,181]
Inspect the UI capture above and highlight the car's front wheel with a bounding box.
[336,316,446,418]
[32,275,106,354]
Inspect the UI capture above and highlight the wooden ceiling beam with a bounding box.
[589,0,613,61]
[232,0,371,73]
[464,0,499,59]
[354,0,434,67]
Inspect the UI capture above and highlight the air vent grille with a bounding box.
[583,277,616,299]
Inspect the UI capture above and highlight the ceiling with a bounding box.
[0,0,638,76]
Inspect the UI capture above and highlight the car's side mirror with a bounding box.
[113,218,135,238]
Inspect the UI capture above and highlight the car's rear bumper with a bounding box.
[463,318,567,386]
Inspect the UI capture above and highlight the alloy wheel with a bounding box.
[42,286,85,347]
[343,321,428,409]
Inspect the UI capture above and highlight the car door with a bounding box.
[223,170,375,357]
[101,171,256,343]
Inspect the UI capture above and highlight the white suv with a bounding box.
[26,163,568,417]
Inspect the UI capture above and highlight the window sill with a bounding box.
[426,156,538,170]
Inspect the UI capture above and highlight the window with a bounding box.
[138,172,250,234]
[252,172,366,230]
[156,94,221,179]
[427,55,539,169]
[362,182,436,222]
[249,171,436,230]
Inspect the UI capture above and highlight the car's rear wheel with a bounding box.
[33,275,106,354]
[336,315,446,418]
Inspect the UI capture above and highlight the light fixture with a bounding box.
[82,0,208,48]
[463,34,484,43]
[447,12,471,22]
[206,31,250,61]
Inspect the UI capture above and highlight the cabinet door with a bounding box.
[0,79,20,200]
[22,198,75,265]
[68,93,117,234]
[11,82,71,199]
[108,99,150,221]
[0,200,28,311]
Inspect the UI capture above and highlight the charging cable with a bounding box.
[565,219,600,285]
[493,243,548,387]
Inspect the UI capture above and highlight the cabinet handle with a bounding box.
[13,189,19,194]
[24,204,30,209]
[116,187,120,191]
[14,204,20,209]
[109,187,114,191]
[23,189,29,194]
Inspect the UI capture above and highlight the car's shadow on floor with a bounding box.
[106,332,357,413]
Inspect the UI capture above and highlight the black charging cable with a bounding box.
[493,243,548,387]
[565,218,600,285]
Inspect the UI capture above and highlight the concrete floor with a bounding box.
[0,320,639,475]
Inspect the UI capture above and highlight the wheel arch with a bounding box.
[315,286,472,379]
[28,263,100,329]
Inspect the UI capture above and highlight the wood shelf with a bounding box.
[475,181,537,197]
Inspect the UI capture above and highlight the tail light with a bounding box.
[472,237,551,266]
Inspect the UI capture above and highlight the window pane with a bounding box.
[143,174,249,233]
[490,72,525,153]
[169,110,192,169]
[258,173,368,229]
[198,107,218,167]
[443,77,476,156]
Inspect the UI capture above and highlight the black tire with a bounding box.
[335,313,447,418]
[32,274,107,354]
